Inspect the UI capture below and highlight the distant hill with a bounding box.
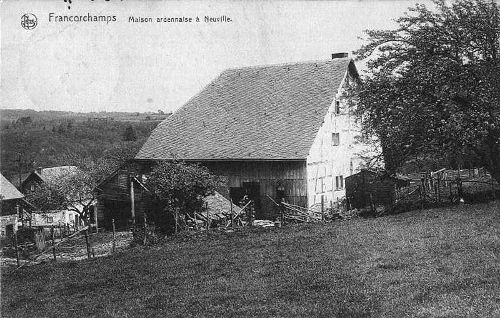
[0,109,170,180]
[0,109,171,124]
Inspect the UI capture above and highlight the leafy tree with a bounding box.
[26,159,116,225]
[24,184,67,213]
[355,0,500,183]
[146,161,222,233]
[122,124,137,141]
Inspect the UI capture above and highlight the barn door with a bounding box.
[242,182,262,219]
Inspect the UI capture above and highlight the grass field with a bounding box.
[2,202,500,317]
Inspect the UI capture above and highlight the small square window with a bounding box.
[46,216,53,223]
[335,101,341,114]
[335,176,344,190]
[332,133,340,146]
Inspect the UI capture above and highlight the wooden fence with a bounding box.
[6,219,123,271]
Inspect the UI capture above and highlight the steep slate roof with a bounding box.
[9,173,30,189]
[136,58,355,161]
[38,166,79,184]
[1,173,24,201]
[26,166,79,186]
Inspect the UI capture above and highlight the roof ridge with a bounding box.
[163,58,351,122]
[222,57,351,73]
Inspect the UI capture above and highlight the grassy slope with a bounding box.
[2,202,500,317]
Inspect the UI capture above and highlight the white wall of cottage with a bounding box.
[306,71,368,208]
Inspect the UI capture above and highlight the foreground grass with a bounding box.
[2,202,500,317]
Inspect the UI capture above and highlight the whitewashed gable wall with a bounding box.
[306,71,367,207]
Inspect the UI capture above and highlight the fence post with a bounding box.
[206,204,210,231]
[369,193,375,214]
[14,230,20,267]
[230,200,234,227]
[175,209,179,234]
[143,213,147,246]
[321,196,325,222]
[112,218,116,253]
[84,229,91,259]
[449,181,453,203]
[492,179,497,200]
[419,186,424,210]
[457,177,463,201]
[421,176,427,207]
[51,225,56,261]
[94,209,99,234]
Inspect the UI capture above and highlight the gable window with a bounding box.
[332,133,340,146]
[335,100,341,114]
[30,184,35,191]
[335,175,344,190]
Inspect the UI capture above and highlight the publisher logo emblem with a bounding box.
[21,13,37,30]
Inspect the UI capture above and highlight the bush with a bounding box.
[146,161,222,235]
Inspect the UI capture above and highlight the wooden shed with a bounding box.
[94,167,153,230]
[345,170,410,209]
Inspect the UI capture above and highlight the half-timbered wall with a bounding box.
[306,71,367,207]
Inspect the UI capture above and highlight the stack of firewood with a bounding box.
[281,202,323,223]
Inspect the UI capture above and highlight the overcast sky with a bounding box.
[1,0,433,113]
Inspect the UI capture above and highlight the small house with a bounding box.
[21,166,93,227]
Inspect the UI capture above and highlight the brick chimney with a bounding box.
[332,52,349,59]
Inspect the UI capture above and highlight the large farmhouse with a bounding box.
[135,55,369,219]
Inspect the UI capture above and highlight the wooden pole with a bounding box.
[84,229,91,259]
[419,186,424,210]
[457,177,463,201]
[492,179,496,200]
[193,209,198,231]
[94,207,98,234]
[51,225,56,261]
[14,230,20,267]
[206,203,209,231]
[321,196,325,222]
[175,209,179,234]
[449,181,453,203]
[230,200,234,227]
[130,177,136,225]
[143,213,147,245]
[369,193,375,214]
[112,218,116,253]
